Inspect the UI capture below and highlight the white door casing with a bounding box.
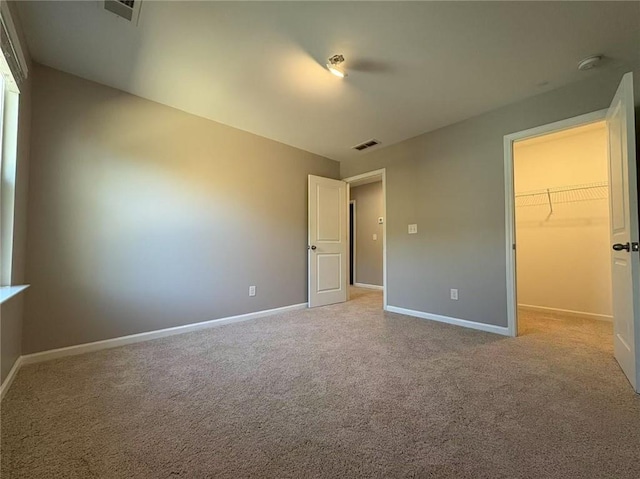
[504,109,608,338]
[607,72,639,392]
[308,175,348,308]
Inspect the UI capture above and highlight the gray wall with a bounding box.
[1,0,31,384]
[23,65,339,354]
[350,182,383,286]
[341,69,639,328]
[1,295,24,383]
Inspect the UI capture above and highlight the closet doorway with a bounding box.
[512,119,612,341]
[504,74,639,392]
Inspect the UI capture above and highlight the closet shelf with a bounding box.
[515,182,608,211]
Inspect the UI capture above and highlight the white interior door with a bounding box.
[308,175,348,308]
[607,72,639,392]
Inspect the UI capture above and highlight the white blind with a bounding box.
[0,4,27,92]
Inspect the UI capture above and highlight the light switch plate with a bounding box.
[373,234,377,241]
[249,285,256,297]
[450,289,458,300]
[408,224,418,234]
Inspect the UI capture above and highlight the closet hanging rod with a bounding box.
[515,182,608,211]
[516,181,608,198]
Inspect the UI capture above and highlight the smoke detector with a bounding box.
[577,55,602,71]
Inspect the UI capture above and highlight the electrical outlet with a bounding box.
[249,285,256,297]
[408,224,418,234]
[450,289,458,301]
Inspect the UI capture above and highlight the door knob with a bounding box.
[308,245,317,250]
[613,242,630,252]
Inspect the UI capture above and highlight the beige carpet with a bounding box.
[2,288,639,478]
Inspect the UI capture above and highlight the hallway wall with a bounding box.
[351,182,383,286]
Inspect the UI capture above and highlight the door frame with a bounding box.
[349,200,356,285]
[343,168,388,309]
[503,109,607,337]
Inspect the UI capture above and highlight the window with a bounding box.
[0,68,19,286]
[0,3,27,287]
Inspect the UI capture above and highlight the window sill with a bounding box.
[0,285,29,304]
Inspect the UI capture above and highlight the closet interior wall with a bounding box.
[514,122,612,319]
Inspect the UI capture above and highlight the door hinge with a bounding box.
[512,243,516,251]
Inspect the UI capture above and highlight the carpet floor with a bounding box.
[1,288,639,478]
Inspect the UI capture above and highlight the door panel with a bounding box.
[317,254,342,292]
[317,184,342,241]
[609,107,626,231]
[308,175,347,307]
[607,72,639,392]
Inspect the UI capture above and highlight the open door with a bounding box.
[608,72,640,392]
[308,175,348,308]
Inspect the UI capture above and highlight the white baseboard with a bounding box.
[518,304,613,322]
[353,283,384,291]
[21,302,308,366]
[386,305,510,336]
[0,356,23,401]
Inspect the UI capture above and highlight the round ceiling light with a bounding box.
[577,55,602,71]
[327,54,347,78]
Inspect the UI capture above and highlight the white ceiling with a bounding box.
[17,1,640,162]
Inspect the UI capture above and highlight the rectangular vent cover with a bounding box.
[103,0,141,24]
[352,139,381,151]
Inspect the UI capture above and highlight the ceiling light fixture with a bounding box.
[577,55,602,71]
[327,54,347,78]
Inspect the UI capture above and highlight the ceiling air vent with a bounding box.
[103,0,142,24]
[352,139,381,152]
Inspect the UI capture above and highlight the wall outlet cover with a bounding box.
[408,224,418,234]
[450,289,458,300]
[249,285,256,297]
